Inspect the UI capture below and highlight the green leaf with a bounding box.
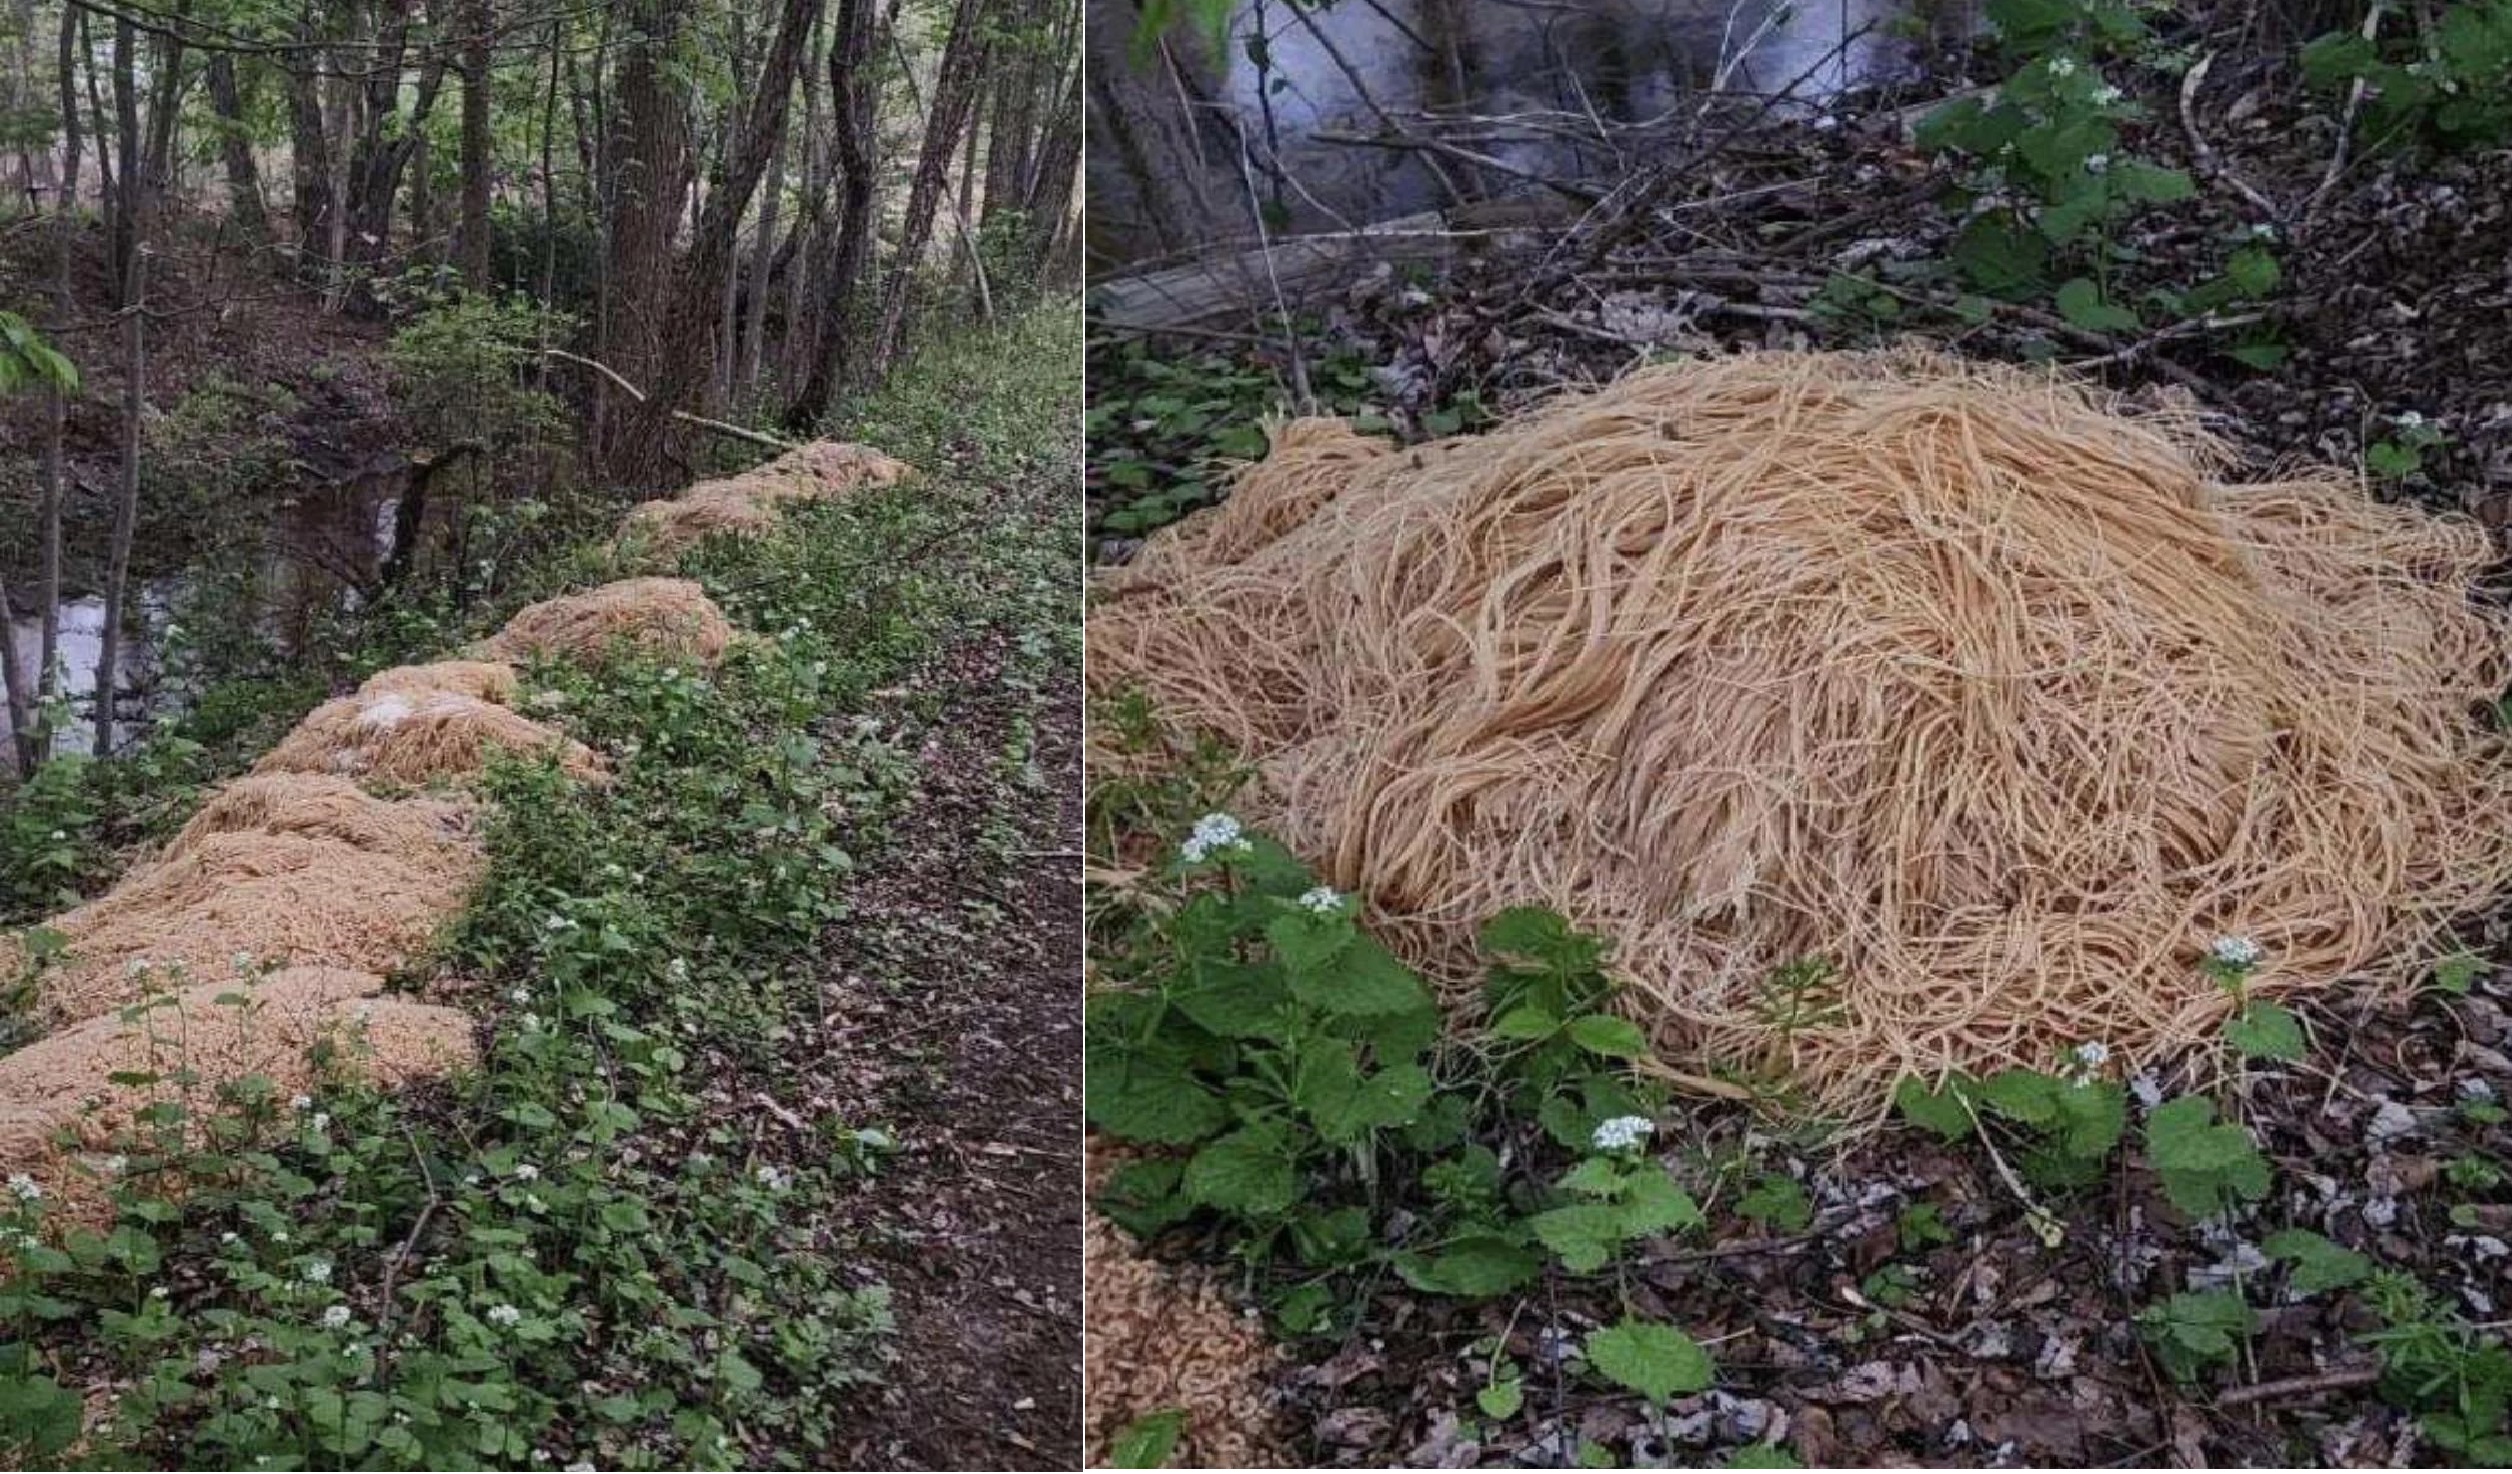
[2432,952,2484,995]
[1726,1445,1806,1469]
[1396,1235,1543,1297]
[2145,1096,2272,1218]
[1110,1409,1185,1468]
[2225,1000,2307,1062]
[1184,1127,1298,1217]
[1084,1051,1228,1145]
[1585,1317,1716,1403]
[1565,1014,1650,1060]
[1531,1204,1627,1273]
[2224,246,2282,297]
[1950,215,2052,298]
[1895,1076,1978,1139]
[1736,1173,1814,1234]
[1491,1004,1562,1041]
[2053,277,2140,333]
[2261,1228,2371,1294]
[1477,1379,1525,1419]
[1617,1167,1706,1237]
[1293,935,1436,1017]
[2224,337,2290,371]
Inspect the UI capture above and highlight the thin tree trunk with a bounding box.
[0,572,32,776]
[866,0,991,379]
[457,0,494,289]
[206,53,269,246]
[39,8,84,746]
[741,69,790,399]
[96,13,145,758]
[782,0,881,430]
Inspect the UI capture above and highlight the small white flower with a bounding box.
[233,951,257,972]
[519,1011,545,1031]
[47,829,65,842]
[98,1155,126,1175]
[289,1094,313,1112]
[219,1231,239,1245]
[6,1173,41,1202]
[125,959,151,979]
[2048,56,2077,77]
[755,1165,791,1191]
[150,1286,168,1299]
[1591,1115,1656,1152]
[508,986,531,1005]
[2209,935,2264,968]
[1297,885,1344,916]
[2072,1041,2112,1069]
[272,1229,290,1244]
[302,1259,333,1285]
[666,958,690,983]
[2091,84,2125,106]
[1179,812,1251,864]
[321,1304,351,1329]
[310,1113,331,1132]
[2395,410,2426,429]
[2084,153,2111,175]
[485,1303,523,1328]
[512,1163,541,1182]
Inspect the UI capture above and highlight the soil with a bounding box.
[0,207,404,591]
[813,505,1085,1465]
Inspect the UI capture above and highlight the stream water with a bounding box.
[1093,0,1948,260]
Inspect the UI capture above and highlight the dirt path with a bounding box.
[813,516,1083,1468]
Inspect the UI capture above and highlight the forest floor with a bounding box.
[1085,45,2512,1473]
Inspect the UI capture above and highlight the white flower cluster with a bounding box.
[1591,1115,1656,1152]
[6,1173,41,1202]
[1179,813,1253,865]
[485,1303,523,1328]
[321,1304,353,1329]
[1297,885,1345,916]
[2091,83,2125,106]
[2209,934,2264,968]
[2395,410,2427,429]
[2048,56,2078,77]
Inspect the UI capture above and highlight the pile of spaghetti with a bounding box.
[1093,351,2512,1111]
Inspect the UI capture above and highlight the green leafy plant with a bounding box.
[2303,1,2512,155]
[2262,1228,2372,1295]
[2144,1094,2272,1219]
[1584,1316,1716,1405]
[2137,1289,2257,1382]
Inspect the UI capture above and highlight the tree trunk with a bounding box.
[741,69,790,399]
[457,0,494,290]
[206,53,269,246]
[608,0,824,488]
[865,0,991,379]
[781,0,881,431]
[286,3,336,281]
[96,14,145,758]
[39,7,84,751]
[0,572,32,776]
[597,0,695,475]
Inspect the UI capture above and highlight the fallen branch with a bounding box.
[2217,1365,2383,1408]
[540,347,798,452]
